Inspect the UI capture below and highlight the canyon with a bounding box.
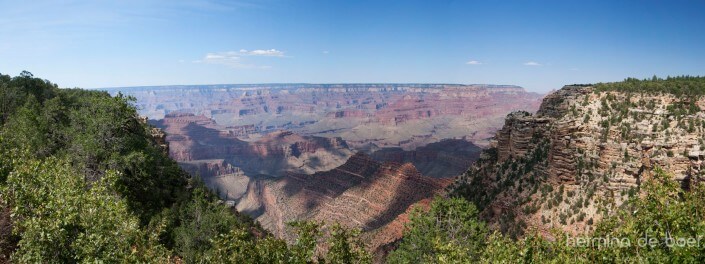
[105,83,542,252]
[116,84,542,149]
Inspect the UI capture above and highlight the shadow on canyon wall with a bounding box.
[369,139,483,178]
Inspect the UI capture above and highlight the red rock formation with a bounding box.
[116,84,542,149]
[152,115,354,177]
[370,138,483,178]
[237,153,451,253]
[452,85,705,237]
[119,84,543,255]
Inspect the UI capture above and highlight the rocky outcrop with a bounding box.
[151,114,354,177]
[495,111,552,162]
[237,153,451,253]
[452,85,705,237]
[370,139,483,178]
[137,116,169,154]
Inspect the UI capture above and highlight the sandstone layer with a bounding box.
[451,85,705,237]
[237,153,451,252]
[370,139,482,178]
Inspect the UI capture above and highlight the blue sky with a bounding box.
[1,0,704,92]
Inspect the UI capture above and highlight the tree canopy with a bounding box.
[594,75,705,96]
[0,72,370,263]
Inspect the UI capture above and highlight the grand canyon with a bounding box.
[106,83,543,252]
[4,1,705,262]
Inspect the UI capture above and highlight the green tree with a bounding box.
[3,156,170,262]
[388,197,488,263]
[590,167,705,262]
[325,223,371,264]
[166,185,242,262]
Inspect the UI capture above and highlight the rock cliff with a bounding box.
[370,139,483,178]
[451,85,705,237]
[237,153,451,253]
[152,112,449,254]
[152,113,354,177]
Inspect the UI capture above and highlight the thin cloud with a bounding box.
[466,60,482,65]
[238,49,285,57]
[523,61,541,66]
[322,50,329,54]
[195,49,285,69]
[199,51,240,64]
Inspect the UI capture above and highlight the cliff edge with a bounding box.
[451,81,705,237]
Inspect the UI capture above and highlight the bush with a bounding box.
[3,156,170,262]
[388,197,488,263]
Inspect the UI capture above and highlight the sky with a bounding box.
[1,0,704,93]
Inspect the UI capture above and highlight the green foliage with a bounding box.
[3,156,170,262]
[201,228,262,263]
[589,167,705,262]
[204,221,370,264]
[0,71,58,125]
[60,91,188,220]
[325,223,372,264]
[395,167,705,263]
[388,197,488,263]
[0,72,373,262]
[1,73,188,222]
[157,183,243,262]
[288,221,322,263]
[594,75,705,97]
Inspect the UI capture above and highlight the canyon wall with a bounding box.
[451,85,705,237]
[109,84,542,149]
[236,153,451,252]
[370,139,482,178]
[106,83,543,254]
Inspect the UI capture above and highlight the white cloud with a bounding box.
[238,49,285,57]
[523,61,541,66]
[466,60,482,65]
[195,49,285,69]
[198,51,241,65]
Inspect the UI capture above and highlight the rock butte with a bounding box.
[451,85,705,237]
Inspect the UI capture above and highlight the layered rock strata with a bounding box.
[237,153,451,252]
[110,84,543,149]
[452,85,705,237]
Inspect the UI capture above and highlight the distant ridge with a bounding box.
[99,83,525,92]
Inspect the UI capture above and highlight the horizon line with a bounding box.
[95,82,526,90]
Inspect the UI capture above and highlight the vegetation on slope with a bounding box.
[594,75,705,96]
[3,72,704,263]
[0,72,370,263]
[390,168,705,263]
